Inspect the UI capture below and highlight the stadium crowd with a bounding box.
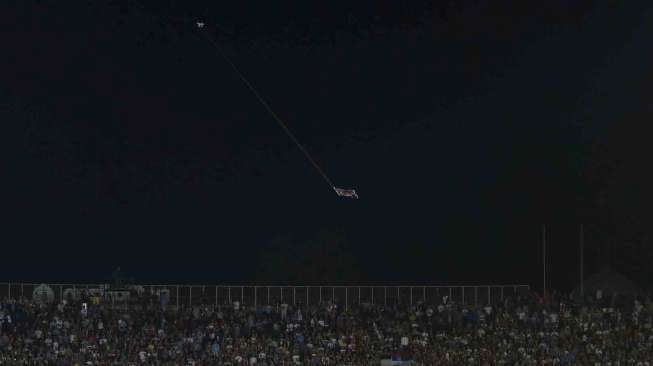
[1,289,652,365]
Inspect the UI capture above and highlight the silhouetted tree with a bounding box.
[583,111,653,284]
[255,226,361,284]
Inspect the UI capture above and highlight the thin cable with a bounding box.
[127,2,343,192]
[196,28,335,189]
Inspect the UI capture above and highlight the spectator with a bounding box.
[0,289,652,365]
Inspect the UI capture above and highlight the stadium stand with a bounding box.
[1,286,652,365]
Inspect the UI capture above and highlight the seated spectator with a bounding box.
[0,289,651,365]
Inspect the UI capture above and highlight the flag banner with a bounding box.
[334,187,359,199]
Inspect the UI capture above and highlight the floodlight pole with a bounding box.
[542,224,546,299]
[580,224,584,296]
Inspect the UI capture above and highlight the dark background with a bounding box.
[2,0,652,290]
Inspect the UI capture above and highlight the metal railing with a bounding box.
[0,283,530,309]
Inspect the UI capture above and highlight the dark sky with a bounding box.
[3,0,653,288]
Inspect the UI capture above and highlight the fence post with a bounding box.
[474,287,478,306]
[501,286,504,301]
[319,287,322,304]
[293,287,296,306]
[267,287,270,305]
[176,286,180,309]
[372,287,374,305]
[345,287,348,310]
[462,287,465,305]
[21,284,24,299]
[384,287,387,306]
[280,288,283,304]
[488,287,491,305]
[306,287,309,306]
[358,287,361,306]
[229,287,232,304]
[241,286,244,305]
[189,286,192,307]
[410,287,413,306]
[215,286,218,308]
[423,287,426,303]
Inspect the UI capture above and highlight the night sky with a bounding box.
[3,1,653,289]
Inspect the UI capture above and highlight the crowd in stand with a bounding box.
[1,289,652,365]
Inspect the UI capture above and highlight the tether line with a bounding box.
[197,27,335,189]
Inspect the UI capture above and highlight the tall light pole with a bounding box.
[542,224,547,298]
[580,224,584,296]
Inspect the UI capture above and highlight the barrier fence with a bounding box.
[0,283,530,309]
